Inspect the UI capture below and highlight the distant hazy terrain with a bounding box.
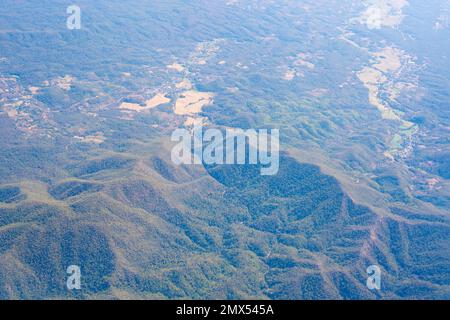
[0,0,449,299]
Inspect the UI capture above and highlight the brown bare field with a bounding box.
[167,63,185,72]
[119,93,171,112]
[174,90,214,115]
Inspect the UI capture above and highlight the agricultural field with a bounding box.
[0,0,449,299]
